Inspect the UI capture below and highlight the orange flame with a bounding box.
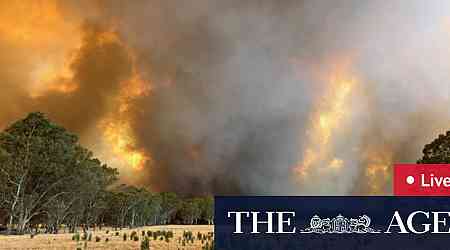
[363,147,392,195]
[0,0,82,98]
[294,58,357,182]
[99,54,152,171]
[29,62,78,98]
[0,0,78,47]
[99,119,149,170]
[1,1,151,176]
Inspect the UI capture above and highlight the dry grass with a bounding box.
[0,225,213,250]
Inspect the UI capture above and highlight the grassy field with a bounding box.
[0,225,213,250]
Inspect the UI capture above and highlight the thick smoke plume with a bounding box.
[1,0,450,195]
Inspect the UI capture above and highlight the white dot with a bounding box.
[406,176,415,185]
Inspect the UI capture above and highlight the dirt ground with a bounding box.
[0,225,213,250]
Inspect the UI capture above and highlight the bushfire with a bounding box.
[1,1,449,195]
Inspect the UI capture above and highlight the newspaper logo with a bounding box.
[300,214,381,234]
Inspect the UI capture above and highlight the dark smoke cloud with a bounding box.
[1,0,450,195]
[0,20,132,137]
[35,22,133,133]
[105,1,313,194]
[111,0,450,195]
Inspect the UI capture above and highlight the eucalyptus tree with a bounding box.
[0,113,117,233]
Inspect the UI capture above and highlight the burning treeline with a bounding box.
[1,0,450,195]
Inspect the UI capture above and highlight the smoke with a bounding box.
[1,0,450,195]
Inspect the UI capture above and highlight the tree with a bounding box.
[418,131,450,163]
[159,192,180,224]
[199,196,214,225]
[0,112,117,234]
[0,113,77,233]
[178,199,201,224]
[0,112,214,234]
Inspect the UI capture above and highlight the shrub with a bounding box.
[203,241,214,250]
[141,236,150,250]
[183,231,193,241]
[72,232,80,241]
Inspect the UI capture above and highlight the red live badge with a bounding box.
[394,164,450,196]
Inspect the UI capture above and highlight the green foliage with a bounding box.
[0,113,213,233]
[183,230,193,241]
[73,232,80,241]
[418,131,450,163]
[0,112,118,234]
[141,236,150,250]
[159,192,180,224]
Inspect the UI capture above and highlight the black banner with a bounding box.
[215,196,450,250]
